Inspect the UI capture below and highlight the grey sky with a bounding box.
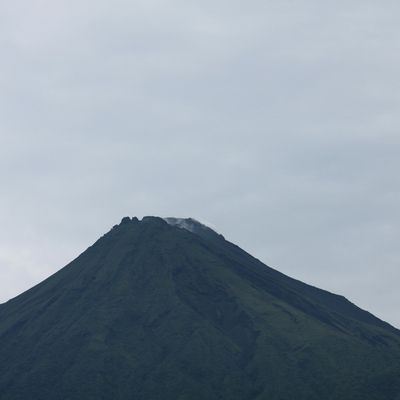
[1,1,399,327]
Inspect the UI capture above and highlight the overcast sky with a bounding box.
[0,0,399,327]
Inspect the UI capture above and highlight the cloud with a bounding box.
[0,0,399,327]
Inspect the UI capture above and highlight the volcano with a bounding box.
[0,216,399,400]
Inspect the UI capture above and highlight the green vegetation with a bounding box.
[0,216,399,399]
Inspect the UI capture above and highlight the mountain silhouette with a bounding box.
[0,216,399,400]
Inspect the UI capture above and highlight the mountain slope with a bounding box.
[0,216,399,400]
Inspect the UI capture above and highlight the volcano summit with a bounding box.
[0,216,399,400]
